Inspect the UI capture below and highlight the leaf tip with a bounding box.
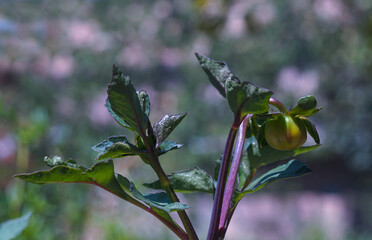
[195,52,209,64]
[12,174,21,179]
[180,112,188,118]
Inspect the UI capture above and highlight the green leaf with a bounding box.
[301,118,320,144]
[238,137,259,190]
[14,158,129,200]
[143,192,173,204]
[195,53,236,98]
[115,175,182,230]
[116,174,189,212]
[225,79,273,117]
[213,158,222,182]
[242,160,311,194]
[244,136,261,157]
[153,113,187,148]
[133,190,189,212]
[196,53,273,117]
[247,144,321,169]
[0,212,31,240]
[238,153,251,190]
[91,135,143,160]
[144,167,214,194]
[105,98,133,130]
[289,95,322,117]
[44,156,86,170]
[137,90,150,116]
[107,66,149,134]
[44,155,64,167]
[157,140,183,156]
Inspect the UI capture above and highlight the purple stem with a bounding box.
[218,115,251,231]
[207,124,239,240]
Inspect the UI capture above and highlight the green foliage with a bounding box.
[153,113,187,148]
[301,118,320,144]
[4,0,371,237]
[14,58,321,240]
[241,159,311,194]
[236,134,318,193]
[107,66,149,134]
[225,79,273,116]
[44,156,86,170]
[15,157,188,215]
[144,167,214,194]
[232,159,312,211]
[105,99,133,129]
[195,53,232,97]
[289,95,322,118]
[244,135,261,157]
[92,136,143,160]
[137,90,151,117]
[196,53,273,118]
[0,212,31,240]
[156,140,183,156]
[116,175,189,212]
[245,138,321,169]
[15,158,129,200]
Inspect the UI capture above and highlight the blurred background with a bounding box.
[1,0,372,239]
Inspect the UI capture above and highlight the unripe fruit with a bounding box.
[264,115,307,151]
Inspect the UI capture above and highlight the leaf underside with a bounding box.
[157,140,183,156]
[246,143,321,169]
[242,159,312,194]
[301,118,320,144]
[153,113,187,148]
[116,174,189,212]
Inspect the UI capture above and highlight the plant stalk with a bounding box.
[150,158,198,240]
[219,168,257,239]
[218,114,251,232]
[139,128,198,240]
[269,97,287,114]
[207,118,240,240]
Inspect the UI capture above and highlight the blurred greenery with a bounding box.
[1,0,372,239]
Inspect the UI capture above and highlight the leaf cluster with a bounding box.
[14,66,193,238]
[146,54,321,208]
[14,56,322,240]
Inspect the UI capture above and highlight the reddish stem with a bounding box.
[269,97,287,114]
[218,115,251,231]
[207,120,240,240]
[220,169,257,239]
[138,125,198,240]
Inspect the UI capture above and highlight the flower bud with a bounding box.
[264,115,307,151]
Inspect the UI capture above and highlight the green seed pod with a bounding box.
[264,115,307,151]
